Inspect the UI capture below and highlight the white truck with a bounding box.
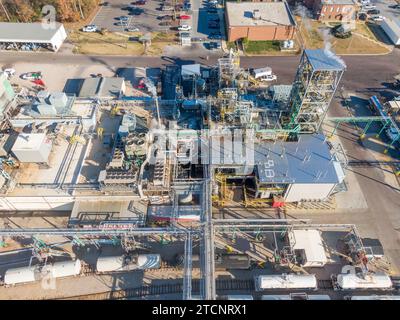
[252,67,277,82]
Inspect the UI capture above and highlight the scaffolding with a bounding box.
[285,50,345,133]
[218,49,241,88]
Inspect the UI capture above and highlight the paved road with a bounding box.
[1,49,399,93]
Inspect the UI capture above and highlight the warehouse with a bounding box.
[0,22,67,52]
[381,18,400,46]
[224,1,297,42]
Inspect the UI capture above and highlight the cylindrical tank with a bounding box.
[4,266,41,286]
[96,255,125,273]
[96,254,161,272]
[255,274,318,291]
[336,273,392,290]
[43,259,81,278]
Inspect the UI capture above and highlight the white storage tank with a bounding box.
[4,265,41,286]
[255,274,318,291]
[96,254,161,273]
[49,92,68,108]
[336,272,392,290]
[96,255,126,273]
[43,259,81,278]
[11,133,52,163]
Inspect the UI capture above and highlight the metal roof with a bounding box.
[78,77,125,98]
[304,49,346,71]
[0,22,64,42]
[255,133,340,184]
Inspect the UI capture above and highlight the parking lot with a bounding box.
[91,0,178,32]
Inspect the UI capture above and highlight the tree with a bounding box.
[14,0,35,22]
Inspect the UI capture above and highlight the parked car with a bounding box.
[162,6,174,11]
[135,0,146,5]
[360,0,370,5]
[178,24,191,31]
[101,1,109,6]
[363,4,376,10]
[367,9,380,15]
[119,16,129,21]
[179,15,191,20]
[21,72,42,80]
[82,25,98,32]
[389,4,400,9]
[184,3,192,10]
[370,15,385,21]
[359,13,368,20]
[209,42,221,50]
[126,26,140,32]
[209,32,222,39]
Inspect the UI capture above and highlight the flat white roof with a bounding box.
[289,229,328,264]
[226,2,296,27]
[0,22,64,43]
[12,133,48,151]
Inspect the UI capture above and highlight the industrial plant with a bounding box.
[0,43,399,301]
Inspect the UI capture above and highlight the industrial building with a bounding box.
[381,18,400,46]
[224,2,297,42]
[0,42,398,301]
[0,22,67,52]
[302,0,357,21]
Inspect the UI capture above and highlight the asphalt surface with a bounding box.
[1,49,399,93]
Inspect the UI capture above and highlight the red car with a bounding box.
[179,15,191,20]
[135,0,146,5]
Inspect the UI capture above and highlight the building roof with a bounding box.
[304,49,346,71]
[225,2,296,27]
[255,133,340,184]
[78,77,125,98]
[289,230,328,264]
[12,133,48,151]
[181,64,201,77]
[0,22,64,42]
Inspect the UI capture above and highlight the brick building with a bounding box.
[225,1,297,42]
[312,0,357,21]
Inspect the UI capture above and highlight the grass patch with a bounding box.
[68,30,176,55]
[297,17,391,54]
[244,40,281,53]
